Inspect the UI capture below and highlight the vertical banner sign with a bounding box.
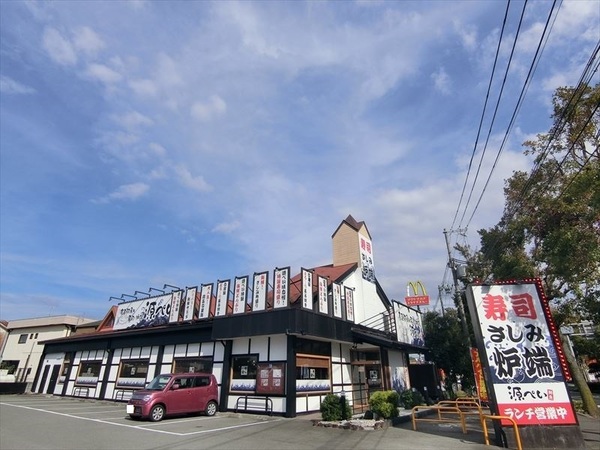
[318,275,329,314]
[393,301,425,346]
[470,347,489,403]
[233,276,248,315]
[169,291,181,323]
[215,280,229,317]
[273,267,290,308]
[332,283,343,318]
[252,272,268,311]
[301,269,313,310]
[344,286,355,322]
[358,234,375,283]
[199,284,213,319]
[183,287,197,321]
[466,281,576,426]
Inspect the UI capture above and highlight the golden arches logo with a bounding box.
[405,281,430,306]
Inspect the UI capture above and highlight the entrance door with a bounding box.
[47,365,61,394]
[38,365,50,393]
[351,366,369,413]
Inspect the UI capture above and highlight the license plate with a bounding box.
[126,404,134,414]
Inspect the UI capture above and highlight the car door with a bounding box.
[164,376,193,414]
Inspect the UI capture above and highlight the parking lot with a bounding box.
[8,393,597,450]
[0,394,507,450]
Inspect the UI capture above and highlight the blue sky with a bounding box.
[1,1,598,321]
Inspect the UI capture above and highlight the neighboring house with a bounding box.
[0,315,96,388]
[0,320,8,362]
[35,215,427,416]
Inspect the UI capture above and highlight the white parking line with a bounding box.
[0,402,281,436]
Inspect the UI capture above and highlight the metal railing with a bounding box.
[356,308,397,336]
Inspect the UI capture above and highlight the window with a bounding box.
[119,360,149,378]
[0,360,19,375]
[230,355,258,392]
[173,357,213,374]
[296,355,330,380]
[34,333,38,339]
[232,356,257,379]
[117,360,149,388]
[18,334,27,344]
[76,361,102,385]
[296,354,331,393]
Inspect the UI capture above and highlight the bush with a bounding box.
[369,390,400,419]
[399,389,425,409]
[320,393,352,421]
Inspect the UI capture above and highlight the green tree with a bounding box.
[422,309,474,395]
[470,83,600,417]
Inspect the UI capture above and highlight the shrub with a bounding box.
[399,388,425,409]
[369,390,400,419]
[320,393,352,421]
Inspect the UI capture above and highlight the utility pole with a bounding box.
[443,229,471,345]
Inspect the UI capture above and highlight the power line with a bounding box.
[464,0,562,229]
[449,0,512,232]
[457,0,529,230]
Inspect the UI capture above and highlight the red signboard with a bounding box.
[405,295,430,306]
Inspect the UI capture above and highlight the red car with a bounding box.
[127,373,218,421]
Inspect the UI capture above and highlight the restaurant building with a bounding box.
[34,215,426,417]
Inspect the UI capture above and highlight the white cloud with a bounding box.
[42,27,77,65]
[94,182,150,203]
[84,63,123,84]
[72,26,105,55]
[174,165,212,192]
[454,21,478,52]
[148,143,167,157]
[0,76,35,94]
[212,220,241,234]
[431,67,451,95]
[129,78,158,97]
[115,111,154,129]
[190,95,227,121]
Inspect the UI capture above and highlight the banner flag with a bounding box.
[301,268,313,310]
[199,283,213,319]
[318,275,329,314]
[252,272,268,311]
[215,280,230,316]
[273,267,290,308]
[344,286,354,322]
[169,291,182,323]
[332,283,343,318]
[233,276,249,314]
[182,287,197,321]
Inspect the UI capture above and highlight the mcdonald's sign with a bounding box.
[405,281,430,306]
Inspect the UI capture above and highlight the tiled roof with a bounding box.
[332,214,371,239]
[287,263,357,304]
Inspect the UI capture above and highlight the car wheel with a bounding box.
[205,401,217,416]
[150,404,165,422]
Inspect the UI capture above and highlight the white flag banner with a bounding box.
[199,284,213,319]
[302,269,313,310]
[332,283,342,318]
[233,276,248,314]
[273,267,290,309]
[252,272,268,311]
[169,291,181,323]
[182,287,197,321]
[215,280,230,316]
[318,275,328,314]
[345,286,355,322]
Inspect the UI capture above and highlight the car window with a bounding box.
[176,377,193,388]
[196,376,210,387]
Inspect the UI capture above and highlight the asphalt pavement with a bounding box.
[0,394,598,450]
